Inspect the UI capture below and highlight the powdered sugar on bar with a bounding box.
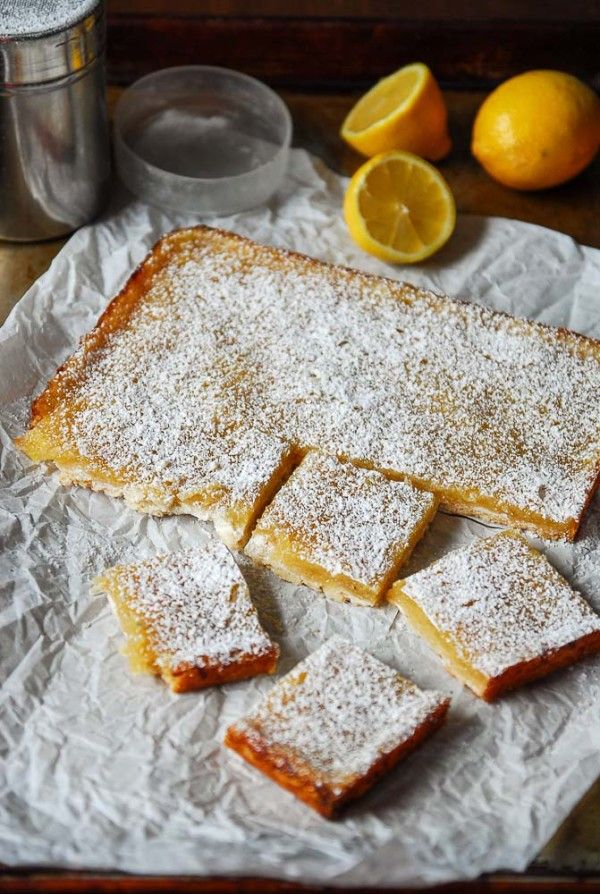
[18,227,600,540]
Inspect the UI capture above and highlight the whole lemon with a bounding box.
[472,70,600,191]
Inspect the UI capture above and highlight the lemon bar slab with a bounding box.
[17,226,600,541]
[18,409,297,549]
[389,530,600,701]
[224,635,450,818]
[93,543,279,693]
[245,452,438,605]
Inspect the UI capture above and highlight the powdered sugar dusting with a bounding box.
[56,408,292,538]
[99,543,277,672]
[400,531,600,678]
[248,452,437,586]
[34,228,600,534]
[229,636,447,786]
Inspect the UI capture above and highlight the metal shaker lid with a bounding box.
[0,0,105,86]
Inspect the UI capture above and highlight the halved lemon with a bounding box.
[344,150,456,264]
[341,63,452,161]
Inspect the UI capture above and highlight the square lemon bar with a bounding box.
[93,542,279,693]
[245,452,438,605]
[224,636,450,818]
[389,530,600,701]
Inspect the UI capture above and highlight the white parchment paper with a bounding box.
[1,149,600,886]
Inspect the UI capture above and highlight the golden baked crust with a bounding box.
[388,530,600,701]
[245,451,438,605]
[92,544,279,693]
[224,636,450,818]
[16,225,600,542]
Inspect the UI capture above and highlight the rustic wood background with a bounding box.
[106,0,600,89]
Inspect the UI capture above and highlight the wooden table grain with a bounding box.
[1,87,599,892]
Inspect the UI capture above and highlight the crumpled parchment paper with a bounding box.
[1,149,600,887]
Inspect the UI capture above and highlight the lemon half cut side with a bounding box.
[341,63,452,162]
[344,151,456,264]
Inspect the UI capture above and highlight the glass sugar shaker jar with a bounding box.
[0,0,110,241]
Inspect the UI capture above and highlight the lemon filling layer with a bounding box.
[391,585,488,696]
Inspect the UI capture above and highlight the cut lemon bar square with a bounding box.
[92,542,279,693]
[224,635,450,818]
[245,452,438,606]
[389,530,600,701]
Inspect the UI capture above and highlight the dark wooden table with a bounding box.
[1,84,599,893]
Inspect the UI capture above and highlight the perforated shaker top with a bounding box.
[0,0,100,37]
